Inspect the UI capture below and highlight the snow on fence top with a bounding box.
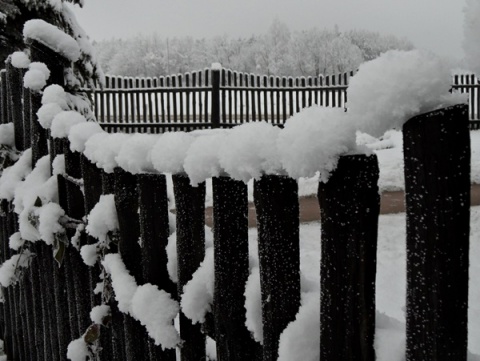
[23,19,81,62]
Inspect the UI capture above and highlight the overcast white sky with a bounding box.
[73,0,467,60]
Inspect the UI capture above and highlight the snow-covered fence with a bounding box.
[0,41,473,361]
[83,67,353,133]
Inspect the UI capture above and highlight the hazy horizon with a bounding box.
[72,0,467,61]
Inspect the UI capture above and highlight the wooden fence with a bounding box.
[0,44,473,361]
[83,68,480,133]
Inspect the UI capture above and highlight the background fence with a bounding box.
[83,68,480,133]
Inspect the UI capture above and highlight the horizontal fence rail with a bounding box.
[79,68,480,133]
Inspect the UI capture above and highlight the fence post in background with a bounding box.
[113,168,149,361]
[211,63,221,129]
[5,60,25,151]
[253,175,301,361]
[317,154,380,361]
[172,174,206,361]
[212,176,262,361]
[137,173,177,360]
[403,104,470,361]
[1,70,7,124]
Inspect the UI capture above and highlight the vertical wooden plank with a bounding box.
[160,77,166,127]
[301,77,306,111]
[221,69,227,126]
[106,76,112,129]
[1,70,8,124]
[251,74,256,122]
[253,175,301,361]
[178,74,184,130]
[337,73,343,108]
[228,70,233,125]
[172,174,206,361]
[307,76,313,107]
[112,76,118,127]
[204,69,210,128]
[147,78,154,133]
[5,62,24,150]
[263,75,268,123]
[192,72,197,127]
[403,104,470,361]
[123,77,129,132]
[318,154,379,361]
[282,77,287,123]
[275,77,281,125]
[270,76,275,125]
[153,78,160,133]
[129,77,136,133]
[257,74,262,122]
[233,71,239,124]
[137,174,177,360]
[185,73,191,130]
[239,72,244,123]
[211,68,221,129]
[325,75,330,107]
[166,76,172,132]
[331,74,337,108]
[114,168,149,360]
[136,77,142,133]
[213,177,262,360]
[288,77,294,117]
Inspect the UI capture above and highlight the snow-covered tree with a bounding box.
[0,0,102,87]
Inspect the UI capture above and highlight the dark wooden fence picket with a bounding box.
[253,175,301,361]
[318,154,380,361]
[172,174,206,361]
[403,104,470,361]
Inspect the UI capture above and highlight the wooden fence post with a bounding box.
[253,175,301,361]
[172,174,206,361]
[317,154,380,361]
[28,40,66,166]
[212,176,261,361]
[211,64,221,129]
[137,173,176,360]
[1,70,7,124]
[113,168,149,361]
[80,154,114,360]
[403,104,470,361]
[5,61,24,151]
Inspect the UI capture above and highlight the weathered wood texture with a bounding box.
[318,154,380,361]
[403,104,470,361]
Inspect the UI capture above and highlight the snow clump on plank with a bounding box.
[115,134,158,174]
[37,103,64,129]
[23,19,80,62]
[277,107,356,181]
[150,132,195,174]
[90,304,111,325]
[84,133,129,173]
[42,84,69,109]
[347,49,467,138]
[51,111,86,138]
[0,123,15,147]
[0,149,32,201]
[218,122,281,183]
[66,337,90,361]
[184,133,225,186]
[0,251,33,288]
[68,122,104,153]
[86,194,118,245]
[23,62,50,91]
[10,51,30,69]
[102,253,180,349]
